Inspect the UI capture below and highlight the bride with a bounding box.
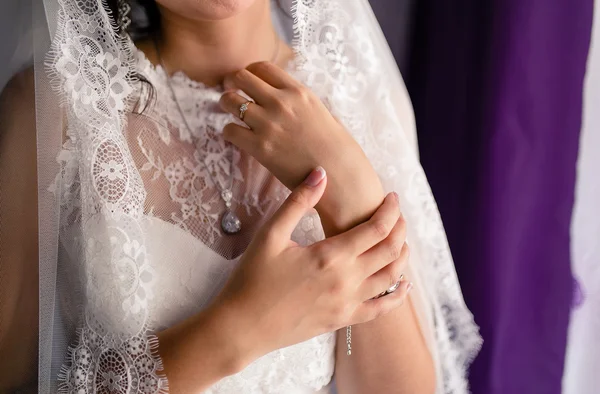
[0,0,481,393]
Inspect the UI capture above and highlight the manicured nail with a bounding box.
[407,282,414,292]
[392,191,399,202]
[304,166,326,187]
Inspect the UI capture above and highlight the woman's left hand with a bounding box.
[219,61,385,233]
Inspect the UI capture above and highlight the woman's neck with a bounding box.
[139,0,285,86]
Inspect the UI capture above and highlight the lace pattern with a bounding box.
[48,0,167,392]
[58,324,167,394]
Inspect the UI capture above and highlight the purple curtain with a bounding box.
[371,0,593,393]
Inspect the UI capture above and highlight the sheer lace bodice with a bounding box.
[127,50,292,260]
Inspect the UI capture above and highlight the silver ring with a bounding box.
[386,281,401,294]
[385,273,404,295]
[374,274,404,299]
[239,101,252,120]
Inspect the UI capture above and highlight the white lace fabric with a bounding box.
[40,0,482,393]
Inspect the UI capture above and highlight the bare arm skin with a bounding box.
[313,141,436,394]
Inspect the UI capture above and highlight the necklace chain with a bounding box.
[152,31,281,197]
[165,74,236,208]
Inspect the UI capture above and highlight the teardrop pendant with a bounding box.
[221,210,242,235]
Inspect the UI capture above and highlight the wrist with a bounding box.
[199,302,258,375]
[316,167,385,236]
[156,302,258,390]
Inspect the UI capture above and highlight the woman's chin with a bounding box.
[156,0,259,21]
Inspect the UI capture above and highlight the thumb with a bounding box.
[266,167,327,237]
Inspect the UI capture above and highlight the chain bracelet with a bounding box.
[346,325,352,355]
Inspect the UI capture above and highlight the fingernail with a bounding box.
[407,282,414,292]
[392,191,399,202]
[304,166,326,187]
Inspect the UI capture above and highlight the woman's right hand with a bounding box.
[212,166,411,366]
[157,167,410,393]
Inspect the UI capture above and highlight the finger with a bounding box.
[351,279,413,325]
[223,122,259,153]
[265,167,327,238]
[246,61,300,90]
[357,215,407,278]
[219,91,267,129]
[223,67,277,105]
[358,243,409,301]
[325,192,401,256]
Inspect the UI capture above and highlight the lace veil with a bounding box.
[0,0,481,392]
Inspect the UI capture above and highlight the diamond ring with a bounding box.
[239,101,252,120]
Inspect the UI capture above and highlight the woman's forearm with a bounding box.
[157,303,254,393]
[315,175,436,393]
[315,164,386,237]
[335,301,436,394]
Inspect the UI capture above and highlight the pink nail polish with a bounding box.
[407,282,414,292]
[392,191,399,202]
[304,166,326,187]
